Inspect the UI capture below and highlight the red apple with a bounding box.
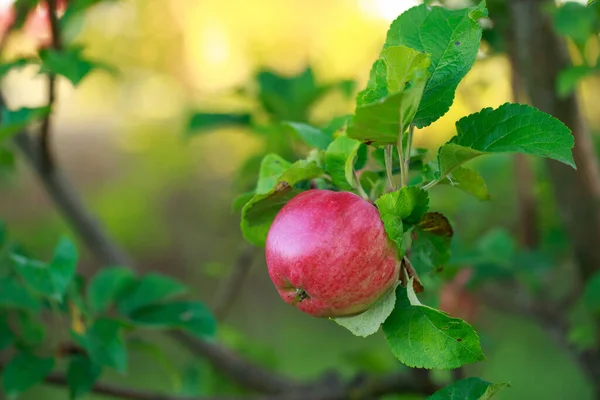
[266,189,400,317]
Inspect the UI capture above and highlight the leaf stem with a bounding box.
[422,179,439,190]
[397,133,405,187]
[353,170,369,200]
[404,124,415,184]
[384,145,396,191]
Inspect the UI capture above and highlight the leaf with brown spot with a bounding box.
[410,212,453,274]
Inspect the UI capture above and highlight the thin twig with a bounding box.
[13,130,134,267]
[39,0,63,171]
[212,245,257,321]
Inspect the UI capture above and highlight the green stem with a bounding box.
[353,170,369,200]
[397,134,406,188]
[422,179,439,190]
[404,124,414,185]
[384,145,396,191]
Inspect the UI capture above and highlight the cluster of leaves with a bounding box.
[234,1,576,397]
[551,1,600,97]
[0,225,216,399]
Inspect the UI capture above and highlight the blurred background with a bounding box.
[1,0,599,398]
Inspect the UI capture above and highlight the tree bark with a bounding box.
[506,0,600,282]
[502,0,600,396]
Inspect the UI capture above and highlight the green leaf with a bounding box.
[584,271,600,313]
[117,273,186,316]
[15,311,46,346]
[283,122,332,150]
[39,45,109,86]
[241,160,323,247]
[186,113,251,137]
[12,236,78,301]
[552,2,598,53]
[385,2,487,128]
[67,354,101,400]
[333,284,397,337]
[411,212,454,273]
[325,136,362,191]
[442,166,490,201]
[438,103,575,178]
[0,107,50,142]
[557,66,598,98]
[59,0,108,29]
[12,0,40,29]
[0,58,38,79]
[382,285,484,369]
[232,191,254,213]
[87,267,136,314]
[2,352,55,397]
[256,154,293,194]
[129,301,216,338]
[428,377,510,400]
[375,187,429,258]
[257,67,324,121]
[348,46,430,145]
[75,318,127,373]
[0,313,15,350]
[128,339,181,391]
[0,277,42,311]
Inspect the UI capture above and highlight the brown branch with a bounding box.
[39,0,63,171]
[13,131,134,267]
[212,245,257,321]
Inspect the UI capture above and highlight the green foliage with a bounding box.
[325,136,363,191]
[557,65,599,98]
[437,103,575,180]
[348,45,430,145]
[375,187,429,258]
[117,273,187,316]
[256,67,353,122]
[283,122,333,150]
[383,284,484,369]
[428,377,510,400]
[384,1,488,128]
[332,284,397,337]
[0,107,50,142]
[75,318,128,373]
[411,213,454,273]
[129,301,216,338]
[39,46,110,86]
[0,276,42,311]
[12,0,41,29]
[87,267,136,314]
[186,113,252,137]
[241,160,322,246]
[255,154,293,194]
[551,1,599,53]
[15,311,46,347]
[0,58,37,79]
[2,352,55,397]
[583,271,600,313]
[67,355,102,400]
[11,236,78,301]
[442,166,490,201]
[0,313,15,350]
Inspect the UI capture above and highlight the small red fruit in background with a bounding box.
[266,190,400,318]
[439,268,479,322]
[0,0,67,46]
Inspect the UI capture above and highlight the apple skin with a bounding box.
[265,189,400,318]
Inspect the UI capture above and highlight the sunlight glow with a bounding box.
[359,0,420,21]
